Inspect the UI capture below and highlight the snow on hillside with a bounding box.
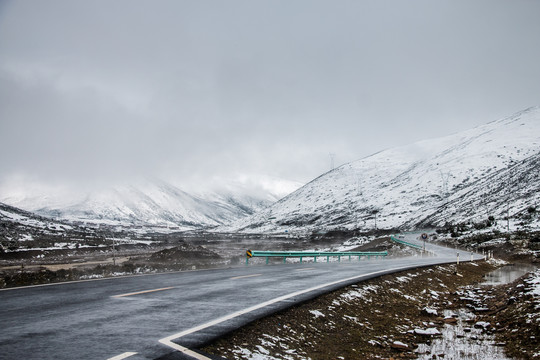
[413,151,540,228]
[0,176,301,230]
[0,202,78,249]
[2,107,537,233]
[226,107,540,234]
[0,202,71,232]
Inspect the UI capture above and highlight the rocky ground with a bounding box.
[202,260,540,360]
[0,241,232,288]
[0,233,346,288]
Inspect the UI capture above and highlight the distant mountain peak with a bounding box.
[0,176,302,230]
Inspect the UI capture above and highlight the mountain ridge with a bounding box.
[224,106,540,234]
[0,177,300,230]
[2,107,538,233]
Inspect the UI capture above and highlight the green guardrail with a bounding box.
[245,250,388,265]
[390,235,423,250]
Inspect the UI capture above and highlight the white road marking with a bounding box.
[229,274,262,280]
[107,352,137,360]
[112,286,175,298]
[158,266,409,359]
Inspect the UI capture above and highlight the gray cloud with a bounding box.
[1,0,539,189]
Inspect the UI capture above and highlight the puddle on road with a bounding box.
[480,264,537,286]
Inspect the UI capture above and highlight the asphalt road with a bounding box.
[0,234,481,360]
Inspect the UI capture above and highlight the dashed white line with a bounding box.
[229,273,262,280]
[112,286,175,298]
[295,267,316,271]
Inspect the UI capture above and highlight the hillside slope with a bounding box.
[226,107,540,233]
[0,202,84,250]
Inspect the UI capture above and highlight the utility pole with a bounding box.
[507,200,510,232]
[507,173,511,232]
[372,209,379,230]
[356,177,362,231]
[439,171,449,199]
[112,232,116,266]
[102,228,115,266]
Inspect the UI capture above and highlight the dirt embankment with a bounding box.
[203,261,539,360]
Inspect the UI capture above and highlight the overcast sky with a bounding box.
[1,0,540,193]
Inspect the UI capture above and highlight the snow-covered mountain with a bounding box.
[227,106,540,233]
[3,107,538,233]
[412,150,540,228]
[0,177,302,230]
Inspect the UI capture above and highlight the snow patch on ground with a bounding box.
[423,307,438,316]
[338,284,379,304]
[525,268,540,297]
[414,327,441,336]
[309,310,325,318]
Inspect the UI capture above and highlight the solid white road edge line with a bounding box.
[107,351,138,360]
[158,265,410,360]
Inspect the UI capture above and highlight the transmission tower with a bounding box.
[329,153,336,171]
[439,171,450,198]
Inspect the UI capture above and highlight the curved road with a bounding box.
[0,234,481,360]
